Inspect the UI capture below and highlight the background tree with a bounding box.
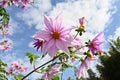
[97,37,120,80]
[86,69,100,80]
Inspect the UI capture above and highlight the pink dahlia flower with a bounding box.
[88,32,104,55]
[42,64,61,80]
[33,13,73,57]
[8,61,28,74]
[79,17,86,26]
[0,39,12,52]
[77,57,96,79]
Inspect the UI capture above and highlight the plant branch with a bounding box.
[73,46,86,53]
[74,32,79,39]
[21,53,63,80]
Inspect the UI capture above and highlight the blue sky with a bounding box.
[0,0,120,79]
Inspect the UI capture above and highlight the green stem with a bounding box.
[21,53,63,80]
[74,32,79,39]
[73,46,86,53]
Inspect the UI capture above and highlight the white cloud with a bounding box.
[16,0,52,28]
[9,19,19,35]
[108,26,120,40]
[49,0,116,32]
[114,27,120,38]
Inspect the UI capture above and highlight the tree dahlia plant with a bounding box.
[0,2,106,80]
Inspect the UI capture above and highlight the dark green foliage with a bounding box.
[97,37,120,80]
[51,74,60,80]
[87,69,100,80]
[0,74,8,80]
[0,59,8,80]
[0,6,10,25]
[67,77,74,80]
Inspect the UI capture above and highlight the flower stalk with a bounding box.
[21,53,63,80]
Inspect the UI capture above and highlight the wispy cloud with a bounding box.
[108,26,120,40]
[16,0,52,29]
[49,0,116,33]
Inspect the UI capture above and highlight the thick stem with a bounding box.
[21,53,63,80]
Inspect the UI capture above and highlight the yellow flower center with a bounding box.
[80,25,85,31]
[91,42,95,48]
[52,32,60,39]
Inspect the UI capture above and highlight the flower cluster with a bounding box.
[8,61,27,74]
[77,32,104,78]
[0,0,33,9]
[0,24,12,52]
[88,32,104,55]
[42,64,61,80]
[0,24,11,36]
[0,39,12,52]
[32,14,105,79]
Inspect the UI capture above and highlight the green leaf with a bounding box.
[0,6,10,25]
[26,52,39,64]
[0,74,8,80]
[70,53,81,59]
[52,74,60,80]
[0,59,8,79]
[67,77,74,80]
[0,68,8,75]
[14,74,24,80]
[60,62,73,71]
[68,47,74,53]
[0,59,7,67]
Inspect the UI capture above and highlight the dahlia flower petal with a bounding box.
[94,41,104,45]
[44,15,53,31]
[84,57,96,69]
[77,63,87,79]
[53,13,63,31]
[42,73,49,80]
[42,39,55,55]
[95,46,103,52]
[33,30,51,41]
[93,32,104,41]
[89,32,105,54]
[77,57,96,79]
[41,43,48,56]
[48,45,58,57]
[60,28,72,36]
[56,40,70,55]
